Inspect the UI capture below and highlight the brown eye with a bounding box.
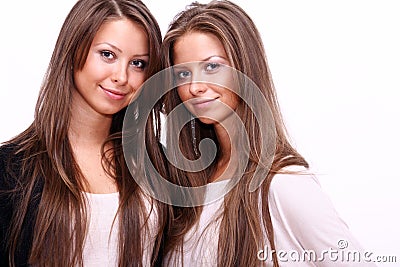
[100,50,115,61]
[131,59,147,69]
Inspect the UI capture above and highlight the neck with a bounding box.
[69,113,112,148]
[211,120,238,182]
[68,97,117,193]
[214,124,232,157]
[68,94,113,147]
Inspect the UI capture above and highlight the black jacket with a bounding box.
[0,144,43,267]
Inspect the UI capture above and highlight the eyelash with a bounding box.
[130,59,147,70]
[175,62,221,80]
[99,50,147,70]
[100,50,115,61]
[176,70,191,80]
[205,62,220,72]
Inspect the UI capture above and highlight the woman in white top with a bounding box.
[0,0,165,266]
[159,1,377,266]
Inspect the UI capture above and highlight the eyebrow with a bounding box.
[174,55,229,67]
[173,55,228,69]
[94,42,149,57]
[202,55,228,61]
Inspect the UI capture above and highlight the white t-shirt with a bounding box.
[82,192,157,267]
[164,169,377,266]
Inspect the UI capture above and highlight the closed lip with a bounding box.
[100,86,127,96]
[190,98,217,106]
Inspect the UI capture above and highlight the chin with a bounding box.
[198,117,218,125]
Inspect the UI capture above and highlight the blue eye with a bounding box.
[205,62,220,72]
[175,70,191,80]
[173,69,191,86]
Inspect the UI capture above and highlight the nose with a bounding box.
[189,82,207,95]
[111,63,128,85]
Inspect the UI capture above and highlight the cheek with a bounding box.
[177,85,190,102]
[81,54,108,81]
[128,72,146,89]
[232,95,240,110]
[225,90,240,110]
[176,86,195,114]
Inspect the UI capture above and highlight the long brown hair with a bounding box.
[3,0,163,266]
[161,1,308,266]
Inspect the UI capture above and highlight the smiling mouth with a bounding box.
[190,98,217,106]
[100,86,127,100]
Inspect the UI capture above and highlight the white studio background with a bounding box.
[0,0,399,265]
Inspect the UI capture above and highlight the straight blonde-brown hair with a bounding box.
[161,1,309,266]
[3,0,163,266]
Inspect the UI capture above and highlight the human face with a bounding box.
[173,31,239,125]
[73,18,149,117]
